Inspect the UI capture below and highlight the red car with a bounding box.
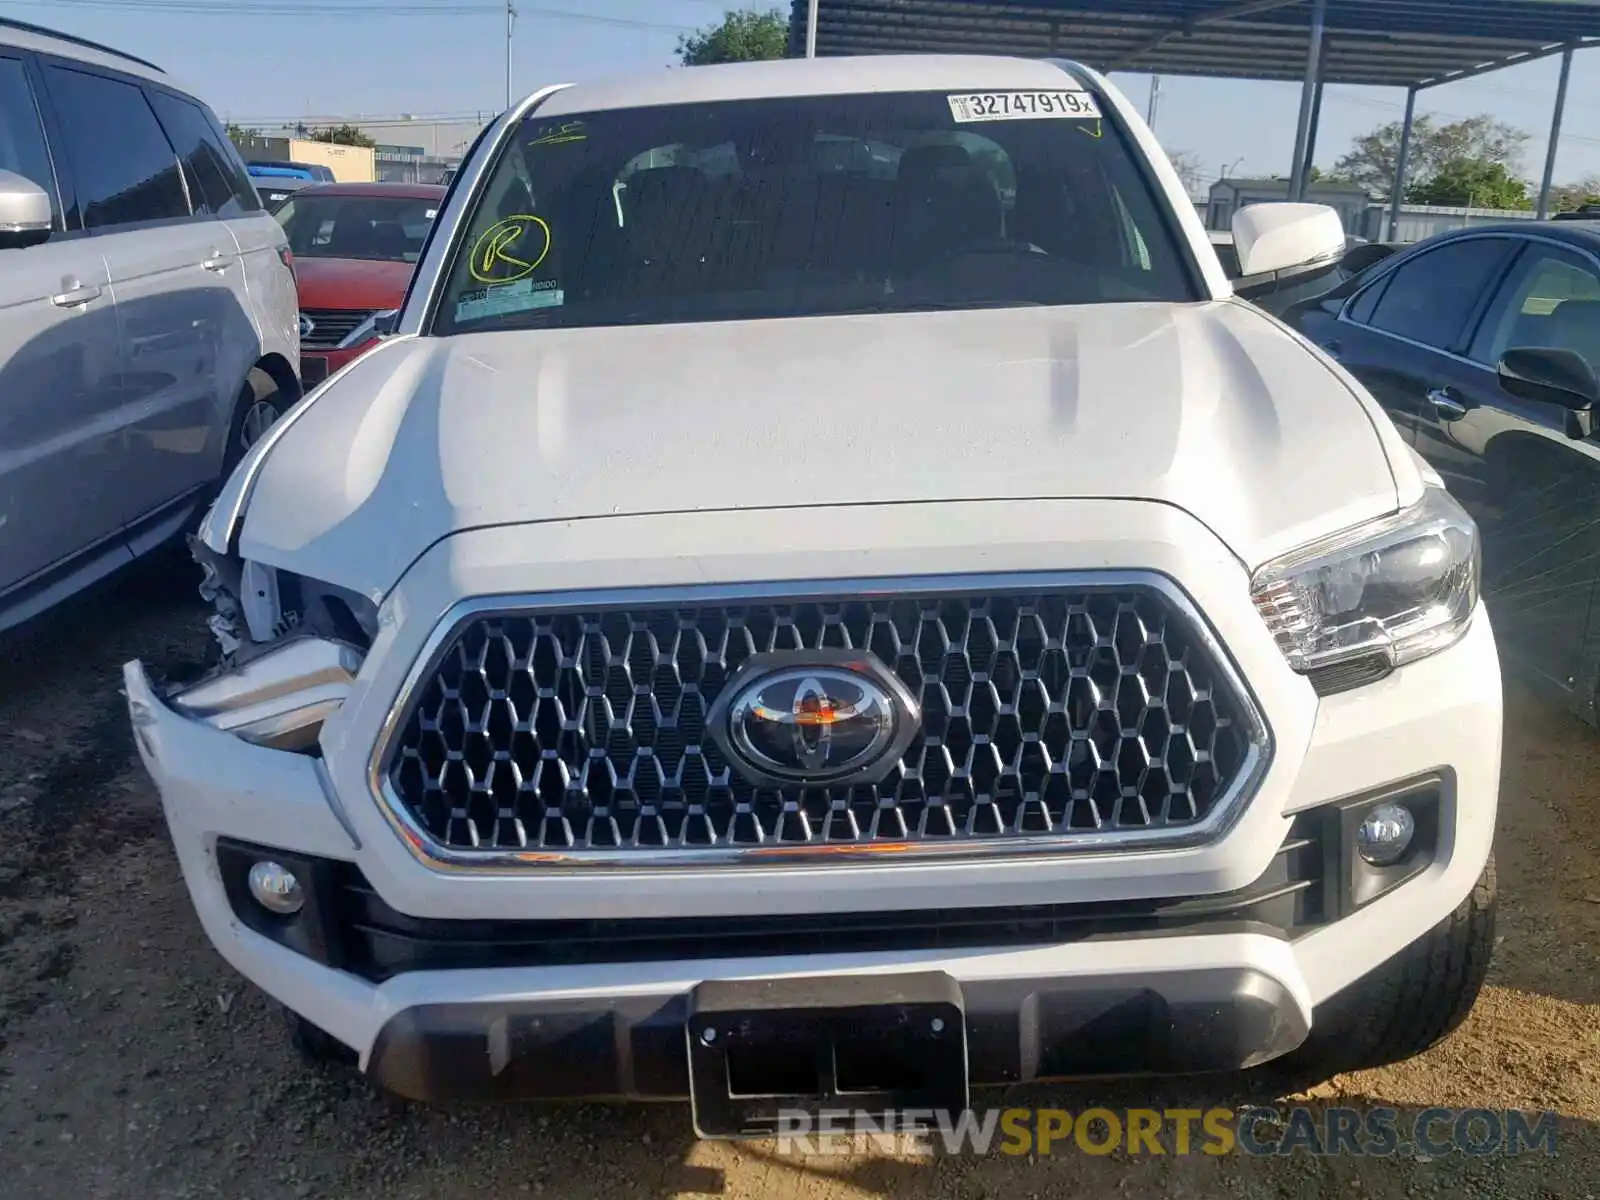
[273,181,447,387]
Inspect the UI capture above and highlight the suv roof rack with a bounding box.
[0,16,165,74]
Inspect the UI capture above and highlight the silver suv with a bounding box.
[0,18,299,633]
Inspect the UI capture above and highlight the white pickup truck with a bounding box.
[127,53,1500,1139]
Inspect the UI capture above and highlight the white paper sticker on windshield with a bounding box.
[454,278,564,322]
[948,91,1101,122]
[425,209,437,219]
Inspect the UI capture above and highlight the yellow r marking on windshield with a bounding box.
[468,214,551,284]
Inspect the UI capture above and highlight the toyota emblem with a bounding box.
[708,651,921,786]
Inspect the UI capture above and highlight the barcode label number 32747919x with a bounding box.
[947,91,1102,123]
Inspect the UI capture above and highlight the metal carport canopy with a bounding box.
[790,0,1600,230]
[788,0,1600,90]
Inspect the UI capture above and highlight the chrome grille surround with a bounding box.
[368,573,1272,871]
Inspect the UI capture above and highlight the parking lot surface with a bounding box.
[1,560,1597,1200]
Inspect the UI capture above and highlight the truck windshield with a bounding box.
[430,88,1198,335]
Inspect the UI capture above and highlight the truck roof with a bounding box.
[534,54,1091,117]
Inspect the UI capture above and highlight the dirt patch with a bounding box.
[1,568,1597,1199]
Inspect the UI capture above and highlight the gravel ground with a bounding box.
[1,558,1597,1199]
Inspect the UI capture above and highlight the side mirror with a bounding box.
[1229,202,1346,293]
[1498,346,1600,429]
[0,168,52,249]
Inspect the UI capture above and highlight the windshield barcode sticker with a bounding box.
[948,91,1101,122]
[454,278,564,322]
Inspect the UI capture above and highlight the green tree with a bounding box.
[1407,159,1531,209]
[1329,113,1529,195]
[306,123,377,148]
[1550,175,1600,213]
[677,6,788,66]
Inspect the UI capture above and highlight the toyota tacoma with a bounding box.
[127,54,1500,1137]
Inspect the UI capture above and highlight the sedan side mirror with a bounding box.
[1499,346,1600,439]
[0,168,52,249]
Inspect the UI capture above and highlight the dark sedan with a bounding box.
[1288,220,1600,723]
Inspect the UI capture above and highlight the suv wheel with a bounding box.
[225,368,288,473]
[1285,856,1496,1080]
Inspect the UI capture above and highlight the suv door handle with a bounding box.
[1426,387,1469,420]
[1321,339,1342,359]
[201,253,234,273]
[50,283,102,308]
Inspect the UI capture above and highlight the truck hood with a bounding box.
[237,301,1404,598]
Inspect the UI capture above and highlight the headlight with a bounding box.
[168,635,362,751]
[1250,487,1479,681]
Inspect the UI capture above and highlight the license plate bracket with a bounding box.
[685,971,967,1139]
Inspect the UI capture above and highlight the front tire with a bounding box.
[284,1007,358,1068]
[223,368,289,477]
[1285,856,1496,1080]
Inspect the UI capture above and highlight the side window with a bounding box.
[1365,238,1512,350]
[148,91,261,217]
[199,106,265,213]
[0,55,59,227]
[42,65,190,230]
[1345,272,1391,325]
[1471,244,1600,372]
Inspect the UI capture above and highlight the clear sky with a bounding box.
[8,0,1600,192]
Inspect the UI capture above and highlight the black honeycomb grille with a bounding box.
[384,587,1258,855]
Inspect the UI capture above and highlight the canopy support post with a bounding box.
[1288,0,1327,202]
[1387,87,1417,241]
[1536,47,1574,219]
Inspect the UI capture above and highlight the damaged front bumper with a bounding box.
[161,634,363,751]
[126,656,1318,1099]
[127,497,1503,1114]
[124,659,375,1052]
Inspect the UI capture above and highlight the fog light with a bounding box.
[1356,804,1415,867]
[247,861,304,915]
